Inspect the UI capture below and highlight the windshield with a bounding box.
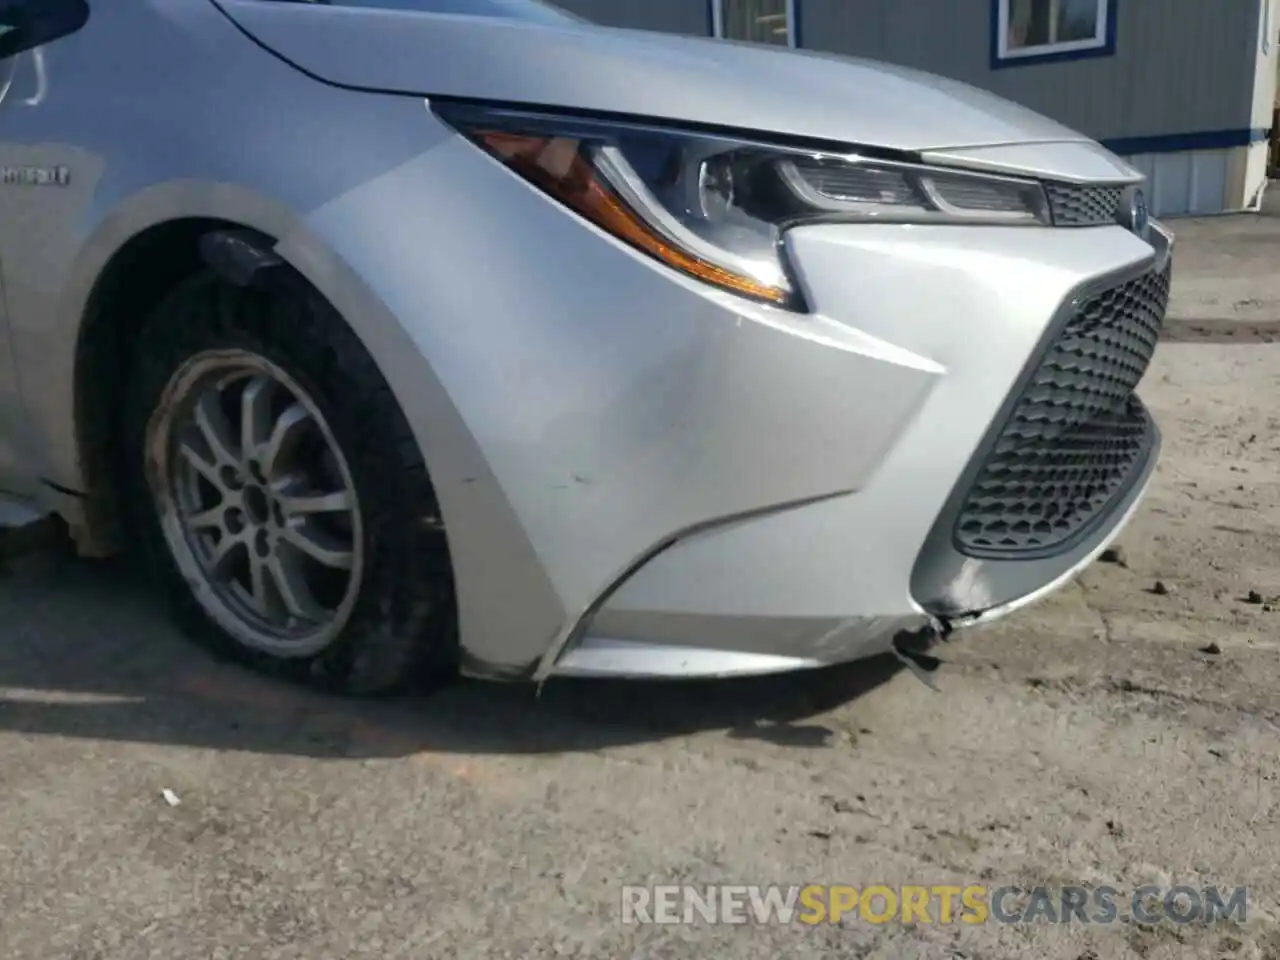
[260,0,588,25]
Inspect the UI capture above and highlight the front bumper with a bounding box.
[299,129,1170,682]
[547,222,1172,679]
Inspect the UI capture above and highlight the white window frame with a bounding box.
[712,0,798,48]
[995,0,1111,62]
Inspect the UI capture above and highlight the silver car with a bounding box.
[0,0,1171,693]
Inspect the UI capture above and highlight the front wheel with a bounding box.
[122,272,457,694]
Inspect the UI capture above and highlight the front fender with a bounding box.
[44,176,567,676]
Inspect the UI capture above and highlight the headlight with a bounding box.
[433,104,1052,310]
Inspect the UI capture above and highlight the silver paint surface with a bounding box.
[0,0,1166,677]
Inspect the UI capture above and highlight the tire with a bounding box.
[121,270,458,695]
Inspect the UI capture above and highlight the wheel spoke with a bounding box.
[246,555,272,617]
[277,489,354,517]
[193,390,240,466]
[260,402,310,479]
[240,375,276,463]
[185,505,224,530]
[283,520,354,570]
[266,548,326,622]
[176,436,222,488]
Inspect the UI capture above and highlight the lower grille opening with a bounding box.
[954,265,1169,558]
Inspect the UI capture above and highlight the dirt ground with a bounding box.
[2,212,1279,960]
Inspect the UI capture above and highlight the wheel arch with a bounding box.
[63,182,303,554]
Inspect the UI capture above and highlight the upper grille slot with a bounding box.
[1045,183,1125,227]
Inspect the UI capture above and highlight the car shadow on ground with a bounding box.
[0,551,904,759]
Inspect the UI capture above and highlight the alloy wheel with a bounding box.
[146,349,363,657]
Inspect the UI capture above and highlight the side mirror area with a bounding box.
[0,0,89,60]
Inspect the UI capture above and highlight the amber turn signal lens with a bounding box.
[476,131,790,306]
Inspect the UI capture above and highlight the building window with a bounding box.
[713,0,798,47]
[993,0,1116,66]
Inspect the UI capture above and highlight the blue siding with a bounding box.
[796,0,1259,142]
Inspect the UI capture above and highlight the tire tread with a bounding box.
[120,271,457,695]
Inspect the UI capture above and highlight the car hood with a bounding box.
[213,0,1097,155]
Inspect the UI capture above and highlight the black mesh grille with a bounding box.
[1045,183,1124,226]
[954,266,1170,557]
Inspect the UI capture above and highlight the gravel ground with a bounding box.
[2,213,1279,960]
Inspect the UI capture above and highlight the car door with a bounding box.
[0,0,89,496]
[0,50,30,496]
